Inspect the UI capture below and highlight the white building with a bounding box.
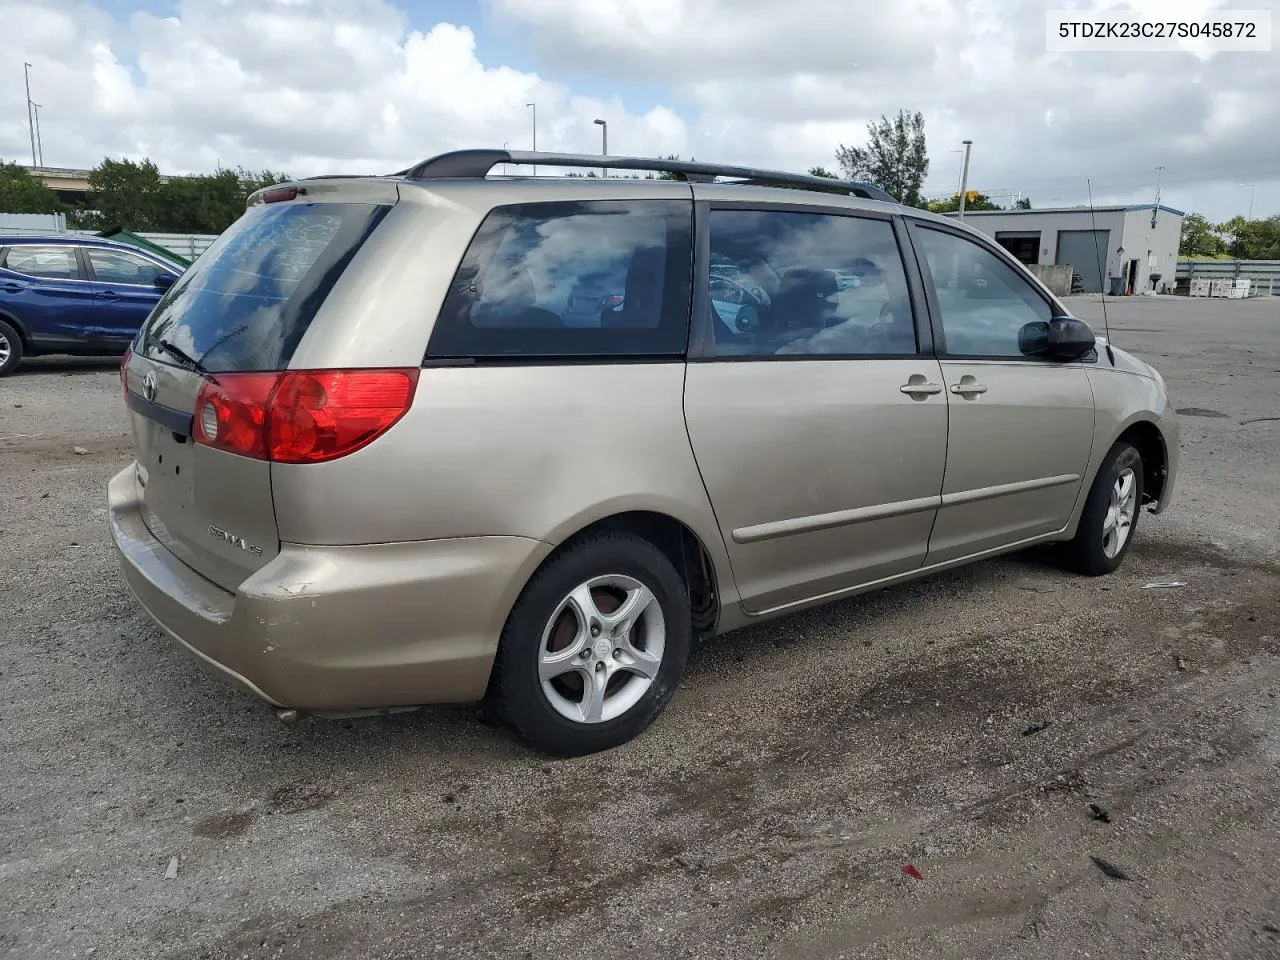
[944,204,1184,294]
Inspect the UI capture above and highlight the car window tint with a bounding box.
[428,200,692,359]
[87,248,166,285]
[3,246,80,280]
[916,227,1053,358]
[706,210,916,358]
[139,202,389,373]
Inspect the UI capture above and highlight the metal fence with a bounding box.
[129,233,218,261]
[1176,259,1280,296]
[0,212,67,234]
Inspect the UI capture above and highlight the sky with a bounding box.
[3,0,1278,222]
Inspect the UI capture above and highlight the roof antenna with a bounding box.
[1086,177,1115,365]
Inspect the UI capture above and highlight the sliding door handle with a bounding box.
[950,378,988,397]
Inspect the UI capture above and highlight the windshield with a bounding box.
[138,201,389,373]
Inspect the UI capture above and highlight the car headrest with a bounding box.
[605,246,665,328]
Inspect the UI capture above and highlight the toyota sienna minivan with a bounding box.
[109,149,1178,755]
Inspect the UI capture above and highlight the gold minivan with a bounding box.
[108,150,1179,755]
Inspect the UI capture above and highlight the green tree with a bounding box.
[834,110,929,206]
[927,192,1003,213]
[808,166,838,179]
[162,168,244,233]
[81,160,290,233]
[160,167,292,233]
[0,160,63,214]
[1179,212,1226,258]
[85,158,166,230]
[1015,197,1032,210]
[1217,214,1280,260]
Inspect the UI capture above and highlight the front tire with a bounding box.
[0,320,23,377]
[1061,442,1143,576]
[490,532,690,756]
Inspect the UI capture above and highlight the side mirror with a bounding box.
[153,273,176,290]
[1018,316,1096,361]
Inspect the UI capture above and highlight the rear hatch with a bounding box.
[123,190,393,591]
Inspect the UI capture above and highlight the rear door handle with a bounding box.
[1,282,24,293]
[98,291,120,300]
[950,378,988,397]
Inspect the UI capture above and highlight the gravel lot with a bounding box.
[2,295,1278,960]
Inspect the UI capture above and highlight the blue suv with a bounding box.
[0,236,184,376]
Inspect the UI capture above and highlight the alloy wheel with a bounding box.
[1102,467,1138,559]
[538,574,665,724]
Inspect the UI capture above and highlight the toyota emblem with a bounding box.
[142,371,157,403]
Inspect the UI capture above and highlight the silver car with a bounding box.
[108,150,1179,755]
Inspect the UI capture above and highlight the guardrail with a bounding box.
[1176,259,1279,296]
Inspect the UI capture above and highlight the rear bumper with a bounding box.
[107,465,552,711]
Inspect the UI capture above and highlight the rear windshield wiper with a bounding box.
[151,338,208,376]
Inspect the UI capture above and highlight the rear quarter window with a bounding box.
[139,201,389,373]
[427,200,693,360]
[2,245,82,280]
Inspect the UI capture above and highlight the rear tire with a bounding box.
[1061,442,1143,576]
[490,532,690,756]
[0,320,23,377]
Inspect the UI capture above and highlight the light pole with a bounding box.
[1241,183,1256,221]
[24,61,36,167]
[526,102,537,176]
[32,103,44,167]
[956,140,973,219]
[593,118,607,177]
[1151,164,1165,228]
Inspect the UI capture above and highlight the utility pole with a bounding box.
[526,102,537,176]
[956,140,973,219]
[24,61,37,167]
[1151,165,1165,228]
[1242,183,1256,220]
[32,103,44,167]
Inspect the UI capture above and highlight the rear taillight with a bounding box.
[194,373,278,460]
[193,369,419,464]
[601,294,625,309]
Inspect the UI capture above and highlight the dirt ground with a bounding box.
[2,294,1278,960]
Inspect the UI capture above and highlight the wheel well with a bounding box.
[1117,421,1167,506]
[567,512,720,636]
[0,310,30,347]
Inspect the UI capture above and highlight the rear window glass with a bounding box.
[427,200,693,360]
[139,201,389,373]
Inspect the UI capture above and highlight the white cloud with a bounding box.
[493,0,1280,216]
[2,0,688,177]
[2,0,1278,220]
[488,0,956,81]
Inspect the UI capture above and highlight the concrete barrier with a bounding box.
[1026,264,1073,298]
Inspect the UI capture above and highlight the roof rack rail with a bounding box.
[393,149,897,203]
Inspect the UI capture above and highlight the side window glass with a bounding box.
[2,246,80,280]
[429,200,692,359]
[916,227,1053,358]
[706,210,916,358]
[87,249,165,285]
